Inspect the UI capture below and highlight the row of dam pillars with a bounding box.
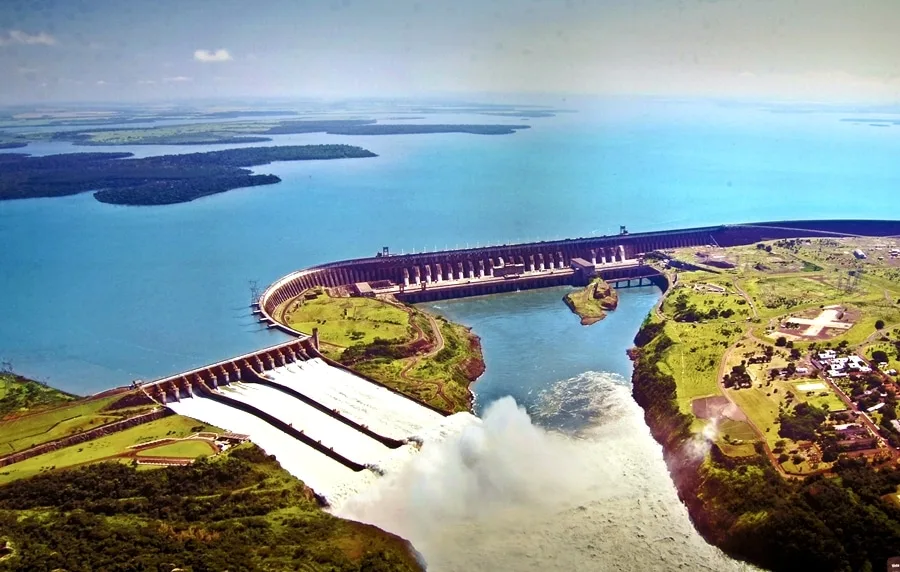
[262,230,715,314]
[147,340,318,404]
[398,245,629,287]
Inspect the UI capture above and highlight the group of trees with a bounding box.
[670,292,735,323]
[0,446,421,571]
[0,145,377,205]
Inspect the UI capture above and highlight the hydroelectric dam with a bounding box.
[141,219,900,505]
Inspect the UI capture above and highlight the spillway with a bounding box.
[222,382,397,466]
[268,358,446,440]
[166,394,370,501]
[165,357,479,508]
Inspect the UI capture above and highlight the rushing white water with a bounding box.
[268,359,445,440]
[166,394,367,501]
[337,372,756,572]
[166,358,478,507]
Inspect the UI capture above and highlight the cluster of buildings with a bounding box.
[816,350,872,378]
[833,422,878,451]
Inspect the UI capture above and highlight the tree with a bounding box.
[775,336,787,347]
[876,319,886,330]
[872,350,889,364]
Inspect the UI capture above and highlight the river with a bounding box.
[337,287,754,571]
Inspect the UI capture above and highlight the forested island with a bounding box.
[0,142,27,150]
[563,277,619,325]
[0,145,377,206]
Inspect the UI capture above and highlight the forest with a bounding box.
[0,145,376,205]
[0,446,422,571]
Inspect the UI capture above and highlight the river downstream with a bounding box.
[338,287,753,571]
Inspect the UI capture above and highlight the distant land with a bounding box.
[0,142,27,150]
[0,145,377,206]
[19,118,533,146]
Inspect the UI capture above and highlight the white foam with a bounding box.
[223,382,393,466]
[336,373,756,572]
[167,359,475,507]
[166,394,367,501]
[268,358,445,439]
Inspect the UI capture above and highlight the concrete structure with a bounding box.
[256,219,900,334]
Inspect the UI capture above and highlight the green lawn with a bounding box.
[0,415,217,484]
[136,440,215,458]
[0,396,121,455]
[658,319,740,412]
[284,288,412,346]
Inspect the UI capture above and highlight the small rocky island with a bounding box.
[563,277,619,325]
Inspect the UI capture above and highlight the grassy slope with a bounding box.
[284,288,411,346]
[355,317,482,413]
[0,374,76,417]
[0,415,219,484]
[284,289,482,413]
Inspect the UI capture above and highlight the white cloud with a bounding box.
[137,79,156,85]
[193,48,232,62]
[163,76,192,83]
[0,30,57,46]
[96,80,106,85]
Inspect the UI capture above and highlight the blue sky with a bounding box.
[2,0,899,104]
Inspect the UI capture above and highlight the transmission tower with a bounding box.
[249,280,261,306]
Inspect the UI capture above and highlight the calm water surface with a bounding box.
[2,99,900,393]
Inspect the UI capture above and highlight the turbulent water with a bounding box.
[338,372,752,571]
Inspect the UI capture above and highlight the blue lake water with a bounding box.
[2,97,900,394]
[422,285,660,419]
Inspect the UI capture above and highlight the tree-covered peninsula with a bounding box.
[0,145,376,206]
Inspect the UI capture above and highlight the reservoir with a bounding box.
[338,286,753,571]
[3,98,900,393]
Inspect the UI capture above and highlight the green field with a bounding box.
[284,289,412,346]
[0,415,217,484]
[0,395,125,455]
[136,440,215,458]
[657,319,742,412]
[0,373,75,417]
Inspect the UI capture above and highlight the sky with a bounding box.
[1,0,900,105]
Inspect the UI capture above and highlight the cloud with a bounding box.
[95,80,106,85]
[193,48,232,62]
[0,30,57,46]
[137,79,156,85]
[163,76,192,83]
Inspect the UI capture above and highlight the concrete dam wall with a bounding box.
[258,219,900,329]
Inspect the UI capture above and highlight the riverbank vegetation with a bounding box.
[0,445,422,571]
[632,237,900,570]
[281,288,483,413]
[0,145,376,205]
[563,277,619,325]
